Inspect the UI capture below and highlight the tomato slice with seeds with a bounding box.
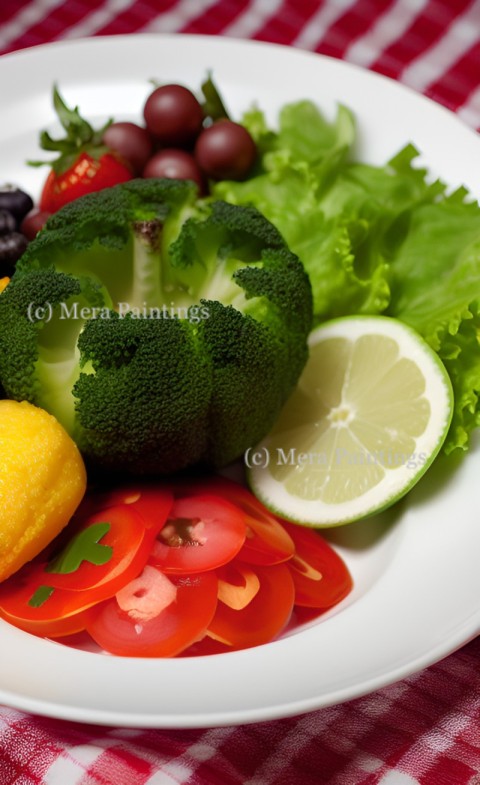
[282,521,353,609]
[173,476,295,566]
[86,567,218,657]
[205,561,295,651]
[150,493,246,574]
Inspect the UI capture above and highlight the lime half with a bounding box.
[247,316,453,526]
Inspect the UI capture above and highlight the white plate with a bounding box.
[0,34,479,729]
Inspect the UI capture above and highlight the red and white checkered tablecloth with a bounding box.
[1,638,480,784]
[2,0,480,127]
[1,2,480,784]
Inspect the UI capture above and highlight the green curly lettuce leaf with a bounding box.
[387,193,480,451]
[213,100,480,454]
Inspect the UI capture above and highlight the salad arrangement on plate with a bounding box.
[0,72,477,658]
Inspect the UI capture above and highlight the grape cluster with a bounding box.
[0,186,34,277]
[103,83,257,193]
[0,79,258,275]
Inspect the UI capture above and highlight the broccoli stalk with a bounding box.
[0,178,312,475]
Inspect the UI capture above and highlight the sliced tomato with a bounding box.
[86,567,218,657]
[116,485,174,532]
[0,561,98,637]
[43,487,174,593]
[0,606,92,638]
[180,635,231,657]
[75,483,174,534]
[205,561,295,651]
[282,521,353,609]
[149,492,246,574]
[173,476,295,565]
[44,504,161,594]
[0,493,173,639]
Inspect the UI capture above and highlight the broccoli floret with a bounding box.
[74,313,213,474]
[0,268,97,431]
[0,178,312,475]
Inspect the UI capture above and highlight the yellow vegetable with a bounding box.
[0,400,87,581]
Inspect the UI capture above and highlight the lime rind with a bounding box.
[247,315,454,527]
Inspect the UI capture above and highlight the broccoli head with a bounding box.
[0,178,312,474]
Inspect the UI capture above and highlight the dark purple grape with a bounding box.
[0,210,16,236]
[194,120,257,181]
[0,232,28,275]
[143,85,204,147]
[103,122,153,175]
[0,185,34,226]
[143,149,205,193]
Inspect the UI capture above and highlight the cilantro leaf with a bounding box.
[46,522,113,575]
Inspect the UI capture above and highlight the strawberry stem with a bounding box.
[28,84,113,174]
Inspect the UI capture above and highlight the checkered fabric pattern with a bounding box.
[0,637,479,784]
[2,0,480,126]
